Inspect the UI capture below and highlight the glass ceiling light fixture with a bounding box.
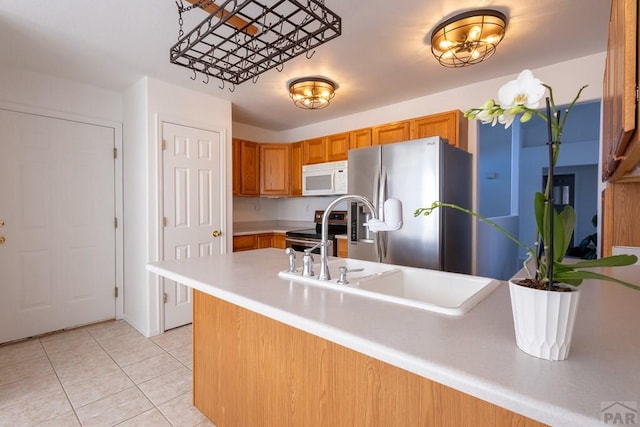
[430,9,507,68]
[289,77,336,110]
[171,0,342,89]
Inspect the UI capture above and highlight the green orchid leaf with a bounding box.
[551,207,566,263]
[553,269,640,291]
[560,254,638,269]
[557,205,576,262]
[534,192,545,238]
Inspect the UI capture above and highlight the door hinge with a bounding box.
[115,287,119,298]
[162,217,167,227]
[114,217,118,228]
[636,84,639,103]
[113,147,118,159]
[163,293,168,304]
[161,140,167,150]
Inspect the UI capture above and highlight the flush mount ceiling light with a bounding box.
[171,0,342,90]
[430,9,507,68]
[289,77,336,110]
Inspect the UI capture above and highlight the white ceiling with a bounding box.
[0,1,611,132]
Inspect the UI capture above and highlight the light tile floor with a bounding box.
[0,320,215,427]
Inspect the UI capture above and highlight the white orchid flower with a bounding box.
[498,110,516,129]
[497,70,546,110]
[476,109,499,126]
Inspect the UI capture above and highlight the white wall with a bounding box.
[123,77,233,337]
[123,79,150,336]
[0,64,122,122]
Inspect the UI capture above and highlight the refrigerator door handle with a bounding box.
[379,168,388,260]
[371,170,380,261]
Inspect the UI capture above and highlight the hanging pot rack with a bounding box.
[170,0,342,88]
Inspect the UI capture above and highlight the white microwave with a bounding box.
[302,160,348,196]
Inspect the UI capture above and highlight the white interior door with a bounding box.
[0,109,116,343]
[162,122,224,330]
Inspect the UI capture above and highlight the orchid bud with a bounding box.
[520,111,533,123]
[482,99,495,110]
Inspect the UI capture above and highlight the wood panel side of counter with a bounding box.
[193,290,547,427]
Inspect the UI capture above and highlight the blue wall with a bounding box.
[477,101,601,274]
[478,123,512,218]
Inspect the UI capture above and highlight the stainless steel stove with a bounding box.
[285,210,347,256]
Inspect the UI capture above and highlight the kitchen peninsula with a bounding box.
[147,249,640,426]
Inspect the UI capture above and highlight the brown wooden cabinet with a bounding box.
[602,0,639,181]
[290,141,303,196]
[194,291,547,427]
[232,139,260,196]
[601,0,640,256]
[257,234,273,248]
[272,233,286,249]
[326,132,350,161]
[232,140,241,195]
[303,137,327,164]
[260,143,290,196]
[336,238,348,258]
[410,110,468,150]
[232,234,257,252]
[350,128,372,149]
[233,233,287,252]
[372,121,411,145]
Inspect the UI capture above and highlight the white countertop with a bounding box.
[147,249,640,426]
[233,220,313,236]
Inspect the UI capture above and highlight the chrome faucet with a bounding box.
[318,195,377,281]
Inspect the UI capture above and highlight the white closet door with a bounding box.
[0,109,116,343]
[162,122,224,330]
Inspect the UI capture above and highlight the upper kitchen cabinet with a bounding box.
[372,121,411,145]
[290,142,303,196]
[326,132,350,161]
[260,143,290,196]
[602,0,639,181]
[350,128,372,149]
[303,137,327,164]
[232,140,241,195]
[410,110,468,150]
[233,139,260,196]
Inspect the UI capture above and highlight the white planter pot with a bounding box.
[508,279,581,361]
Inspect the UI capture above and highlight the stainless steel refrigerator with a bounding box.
[347,136,471,273]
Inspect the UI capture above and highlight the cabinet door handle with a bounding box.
[212,230,222,237]
[0,236,5,244]
[0,219,4,227]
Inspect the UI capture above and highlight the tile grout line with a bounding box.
[86,327,178,427]
[1,322,198,427]
[39,336,83,426]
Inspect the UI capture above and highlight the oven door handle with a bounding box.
[285,238,333,247]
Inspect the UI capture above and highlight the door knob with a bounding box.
[0,236,5,244]
[212,230,222,237]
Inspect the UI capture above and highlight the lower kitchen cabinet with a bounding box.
[233,233,287,252]
[272,233,286,249]
[194,292,547,426]
[232,234,257,252]
[337,238,348,258]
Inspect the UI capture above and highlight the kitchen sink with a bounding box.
[278,258,501,316]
